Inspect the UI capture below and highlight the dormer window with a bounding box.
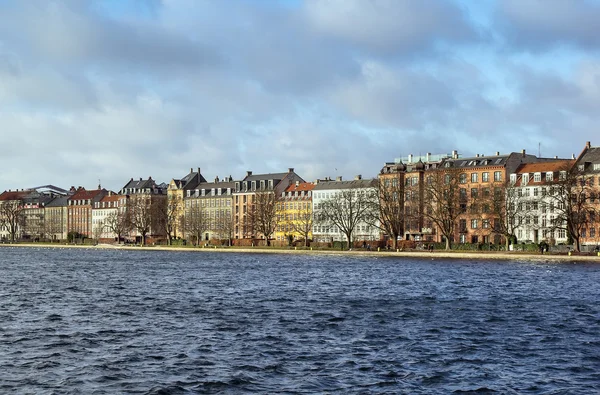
[534,173,541,182]
[546,172,553,181]
[268,180,273,189]
[522,174,529,185]
[251,181,256,191]
[578,164,585,171]
[187,190,191,197]
[559,171,567,180]
[593,163,600,171]
[510,174,517,183]
[260,180,265,190]
[235,182,240,192]
[218,188,222,195]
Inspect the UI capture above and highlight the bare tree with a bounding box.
[217,210,235,246]
[105,211,130,244]
[247,191,281,246]
[0,200,26,242]
[422,169,463,250]
[374,175,404,249]
[93,220,105,242]
[129,195,154,246]
[315,187,377,249]
[289,200,313,247]
[547,167,597,252]
[155,195,182,245]
[183,203,210,246]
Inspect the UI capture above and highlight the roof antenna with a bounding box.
[98,179,101,190]
[538,142,541,158]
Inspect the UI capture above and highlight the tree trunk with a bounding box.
[445,236,451,250]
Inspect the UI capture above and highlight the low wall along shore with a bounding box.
[1,243,600,262]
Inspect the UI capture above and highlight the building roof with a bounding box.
[441,155,511,168]
[285,182,315,193]
[576,145,600,175]
[69,188,106,202]
[515,160,574,174]
[313,178,376,191]
[0,190,33,201]
[45,195,70,208]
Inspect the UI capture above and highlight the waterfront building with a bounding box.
[91,192,125,242]
[575,141,600,247]
[233,168,304,244]
[510,160,575,244]
[119,177,167,244]
[183,175,235,244]
[275,181,315,245]
[312,176,379,246]
[167,168,207,239]
[67,186,108,238]
[45,195,69,241]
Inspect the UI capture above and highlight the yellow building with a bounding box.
[167,168,206,239]
[275,181,314,245]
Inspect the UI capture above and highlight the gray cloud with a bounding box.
[0,1,598,192]
[497,0,600,50]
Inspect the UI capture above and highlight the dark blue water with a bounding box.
[1,247,599,394]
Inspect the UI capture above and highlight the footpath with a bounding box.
[2,243,599,262]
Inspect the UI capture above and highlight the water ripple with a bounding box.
[0,248,599,393]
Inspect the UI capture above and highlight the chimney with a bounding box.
[572,153,575,159]
[315,179,319,184]
[496,152,500,156]
[586,141,591,149]
[426,153,431,162]
[476,154,480,158]
[336,176,342,182]
[555,156,558,159]
[139,177,142,181]
[452,150,458,159]
[215,176,219,183]
[246,171,252,177]
[521,149,526,157]
[354,175,362,180]
[408,154,413,163]
[288,168,294,173]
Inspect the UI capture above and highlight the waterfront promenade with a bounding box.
[2,243,599,262]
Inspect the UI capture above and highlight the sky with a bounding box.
[1,0,599,192]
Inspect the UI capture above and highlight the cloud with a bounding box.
[496,0,600,50]
[302,0,477,57]
[0,0,598,192]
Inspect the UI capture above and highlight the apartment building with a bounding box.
[233,168,304,243]
[312,176,379,245]
[275,181,315,244]
[183,175,235,243]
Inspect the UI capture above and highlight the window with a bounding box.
[533,188,539,197]
[559,171,567,180]
[460,188,467,199]
[590,228,596,238]
[471,219,478,229]
[471,173,478,183]
[459,219,467,231]
[483,219,490,229]
[471,188,478,198]
[494,171,502,181]
[444,174,450,184]
[522,174,529,185]
[582,229,587,238]
[459,173,467,183]
[482,172,489,182]
[546,172,553,181]
[510,174,517,183]
[578,164,585,171]
[534,173,541,182]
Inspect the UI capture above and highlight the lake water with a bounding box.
[1,247,599,394]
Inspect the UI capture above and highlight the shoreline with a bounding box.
[1,243,599,262]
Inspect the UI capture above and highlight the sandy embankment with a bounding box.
[1,243,599,262]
